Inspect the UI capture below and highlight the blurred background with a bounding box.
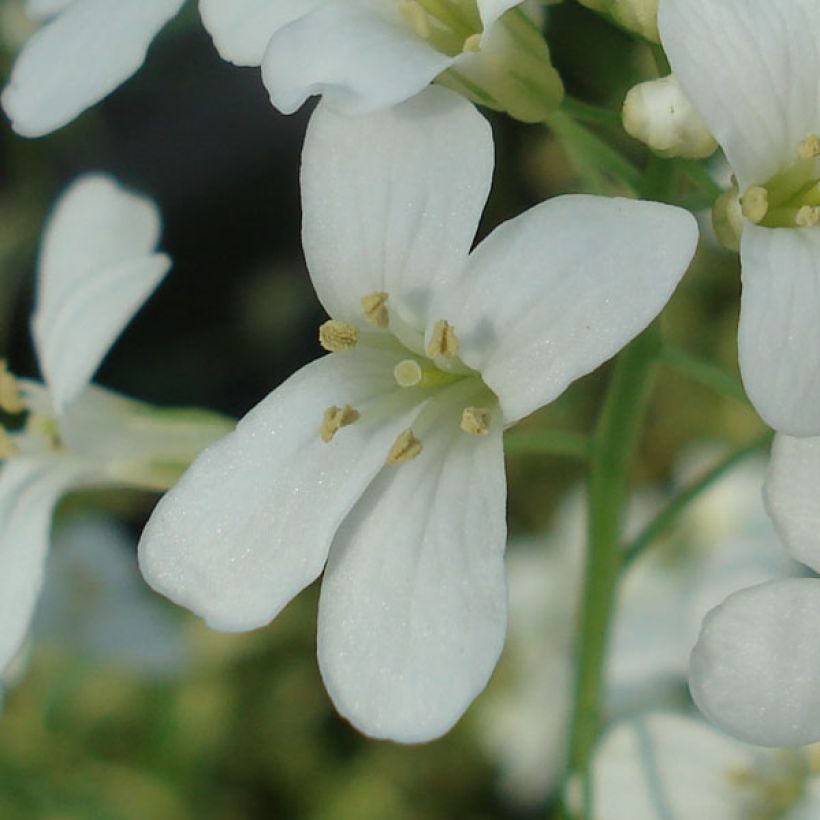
[0,1,773,817]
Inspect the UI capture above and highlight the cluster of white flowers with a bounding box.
[3,0,820,813]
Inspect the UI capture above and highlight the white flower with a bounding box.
[592,712,820,820]
[202,0,563,121]
[2,0,185,137]
[0,173,229,677]
[138,87,698,743]
[659,0,820,436]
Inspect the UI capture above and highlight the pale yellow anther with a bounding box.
[741,186,769,224]
[0,360,24,414]
[796,205,820,227]
[399,0,432,39]
[386,429,423,464]
[394,359,423,387]
[319,320,359,352]
[798,133,820,159]
[460,406,491,436]
[320,404,360,443]
[361,292,389,328]
[0,427,17,459]
[462,33,482,52]
[426,319,459,358]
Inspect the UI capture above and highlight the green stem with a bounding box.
[623,431,773,567]
[660,345,749,404]
[504,429,591,459]
[564,326,661,818]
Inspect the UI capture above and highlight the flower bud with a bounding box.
[622,74,717,159]
[578,0,658,41]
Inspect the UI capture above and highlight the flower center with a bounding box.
[398,0,483,57]
[740,133,820,228]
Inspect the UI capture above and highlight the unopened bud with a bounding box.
[612,0,659,42]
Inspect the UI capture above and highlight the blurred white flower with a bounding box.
[138,86,697,744]
[660,0,820,436]
[0,174,229,679]
[592,712,820,820]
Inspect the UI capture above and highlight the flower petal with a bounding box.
[658,0,820,187]
[0,457,89,672]
[738,224,820,436]
[690,578,820,746]
[32,175,169,415]
[199,0,325,66]
[446,196,698,423]
[261,0,451,115]
[139,347,425,633]
[25,0,72,20]
[592,713,754,819]
[2,0,185,137]
[477,0,523,31]
[301,86,492,333]
[317,383,507,742]
[764,433,820,572]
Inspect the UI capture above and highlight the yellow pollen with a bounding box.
[0,360,24,414]
[0,427,17,458]
[740,186,769,224]
[361,292,389,328]
[394,359,423,387]
[796,205,820,227]
[386,429,423,464]
[319,320,359,352]
[463,33,482,52]
[399,0,431,38]
[797,133,820,159]
[320,404,360,443]
[460,406,491,435]
[426,319,459,358]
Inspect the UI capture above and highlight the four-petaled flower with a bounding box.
[138,87,697,742]
[0,174,230,675]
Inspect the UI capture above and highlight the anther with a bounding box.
[399,0,432,39]
[0,427,17,458]
[394,359,423,387]
[361,292,389,328]
[320,404,360,443]
[319,320,359,352]
[426,319,459,358]
[460,406,491,436]
[797,133,820,160]
[462,33,482,52]
[0,360,24,414]
[740,186,769,224]
[386,429,423,464]
[796,206,820,227]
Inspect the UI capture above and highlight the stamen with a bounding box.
[426,319,459,358]
[399,0,432,38]
[319,320,359,352]
[394,359,423,387]
[361,292,389,328]
[386,429,423,464]
[740,186,769,224]
[0,360,24,414]
[796,206,820,227]
[462,33,482,52]
[460,406,491,436]
[797,133,820,159]
[0,427,17,458]
[320,404,360,442]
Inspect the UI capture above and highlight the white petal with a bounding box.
[0,457,90,672]
[2,0,185,137]
[690,578,820,746]
[301,86,492,332]
[317,383,507,743]
[659,0,820,187]
[738,224,820,436]
[199,0,325,66]
[261,0,451,115]
[139,347,425,633]
[446,196,698,423]
[477,0,522,31]
[25,0,72,20]
[32,174,169,415]
[592,713,754,819]
[764,433,820,573]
